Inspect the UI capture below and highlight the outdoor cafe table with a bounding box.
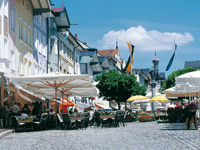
[17,119,33,123]
[69,117,85,121]
[100,115,115,119]
[16,117,34,131]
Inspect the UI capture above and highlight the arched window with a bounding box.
[19,55,23,75]
[27,26,31,46]
[28,61,31,76]
[11,50,15,71]
[24,58,27,75]
[19,20,22,39]
[34,28,37,49]
[23,23,27,43]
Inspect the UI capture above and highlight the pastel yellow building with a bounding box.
[16,0,33,76]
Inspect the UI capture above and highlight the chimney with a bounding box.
[83,42,87,46]
[75,34,78,39]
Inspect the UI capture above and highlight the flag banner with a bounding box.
[131,44,135,63]
[127,42,135,63]
[165,43,177,71]
[166,53,175,71]
[127,42,132,53]
[175,44,177,51]
[124,56,131,73]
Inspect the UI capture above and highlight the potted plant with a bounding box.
[138,114,151,122]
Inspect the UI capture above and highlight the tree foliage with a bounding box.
[161,67,198,91]
[95,70,146,109]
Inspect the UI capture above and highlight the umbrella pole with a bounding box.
[62,91,64,113]
[55,86,58,129]
[67,96,68,113]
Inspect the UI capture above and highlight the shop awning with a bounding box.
[18,89,44,103]
[95,103,113,111]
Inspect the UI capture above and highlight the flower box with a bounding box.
[138,114,151,122]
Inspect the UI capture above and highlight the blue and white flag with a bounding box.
[166,44,177,71]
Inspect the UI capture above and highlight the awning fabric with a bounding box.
[17,89,44,103]
[8,73,99,99]
[95,103,112,110]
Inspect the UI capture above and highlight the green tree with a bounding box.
[96,70,146,110]
[162,67,198,91]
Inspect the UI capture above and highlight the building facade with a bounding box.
[184,60,200,69]
[97,49,122,70]
[16,0,33,76]
[58,31,83,74]
[80,49,102,79]
[8,0,17,76]
[33,14,48,75]
[0,0,10,75]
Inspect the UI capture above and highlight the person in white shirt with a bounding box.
[89,109,94,121]
[12,102,20,116]
[21,110,28,118]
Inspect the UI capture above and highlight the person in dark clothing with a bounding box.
[69,108,73,114]
[93,110,100,127]
[32,102,40,116]
[22,104,31,115]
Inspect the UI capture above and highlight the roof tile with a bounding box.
[97,49,119,57]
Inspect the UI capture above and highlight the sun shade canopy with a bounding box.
[127,95,147,101]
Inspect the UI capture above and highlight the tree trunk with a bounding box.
[125,100,127,110]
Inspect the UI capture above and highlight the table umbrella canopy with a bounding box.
[8,73,98,90]
[34,87,99,98]
[150,96,168,102]
[132,99,150,104]
[8,73,99,125]
[127,95,147,101]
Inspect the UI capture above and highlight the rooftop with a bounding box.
[97,49,119,57]
[52,7,65,12]
[80,51,96,57]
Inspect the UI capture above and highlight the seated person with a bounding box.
[22,104,31,115]
[69,108,73,114]
[21,110,28,118]
[49,109,55,115]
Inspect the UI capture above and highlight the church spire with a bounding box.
[116,38,118,49]
[155,49,156,56]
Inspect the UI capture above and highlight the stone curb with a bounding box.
[0,130,14,140]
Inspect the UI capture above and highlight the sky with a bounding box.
[52,0,200,77]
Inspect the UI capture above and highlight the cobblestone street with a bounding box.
[0,122,200,150]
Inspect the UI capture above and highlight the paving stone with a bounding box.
[0,122,200,150]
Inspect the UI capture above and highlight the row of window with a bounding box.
[34,15,46,31]
[19,18,31,46]
[33,64,46,75]
[59,42,74,64]
[22,0,29,12]
[34,28,47,56]
[19,55,32,76]
[0,15,9,37]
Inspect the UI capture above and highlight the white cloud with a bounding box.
[98,25,194,51]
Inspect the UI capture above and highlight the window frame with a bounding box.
[19,21,22,39]
[23,23,27,43]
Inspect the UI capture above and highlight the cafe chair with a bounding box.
[61,113,71,130]
[34,114,48,131]
[83,112,90,129]
[48,114,55,129]
[57,113,64,129]
[11,116,25,132]
[93,111,101,128]
[75,113,85,129]
[115,110,125,127]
